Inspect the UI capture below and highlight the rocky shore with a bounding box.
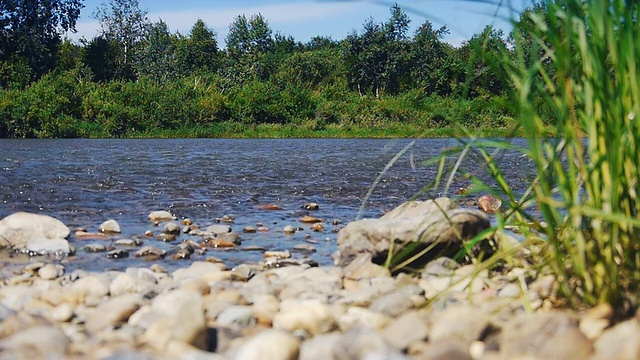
[0,198,638,359]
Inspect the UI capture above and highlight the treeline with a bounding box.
[0,0,532,138]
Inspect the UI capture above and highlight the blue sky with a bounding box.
[69,0,530,47]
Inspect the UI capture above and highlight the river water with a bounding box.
[0,138,536,273]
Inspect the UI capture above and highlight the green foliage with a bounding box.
[0,0,83,81]
[453,26,510,98]
[0,3,527,139]
[410,21,454,96]
[343,5,412,96]
[135,20,179,82]
[507,0,640,311]
[174,19,219,74]
[0,69,88,137]
[0,56,31,89]
[83,36,122,82]
[93,0,149,80]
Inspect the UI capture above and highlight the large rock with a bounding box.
[0,212,71,255]
[332,198,491,269]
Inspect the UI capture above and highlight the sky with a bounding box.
[68,0,531,47]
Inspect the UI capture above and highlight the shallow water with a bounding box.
[0,138,535,273]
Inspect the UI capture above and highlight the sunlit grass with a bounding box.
[382,0,640,313]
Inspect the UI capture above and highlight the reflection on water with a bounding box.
[0,138,535,272]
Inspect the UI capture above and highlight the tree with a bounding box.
[93,0,149,80]
[175,19,219,74]
[83,36,121,82]
[343,4,411,96]
[453,25,510,98]
[225,13,274,82]
[226,13,273,61]
[136,20,177,82]
[0,0,83,84]
[410,21,453,96]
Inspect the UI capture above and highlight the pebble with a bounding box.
[38,263,64,280]
[99,219,121,233]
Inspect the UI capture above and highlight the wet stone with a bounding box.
[99,219,121,233]
[134,246,166,258]
[243,226,257,233]
[148,210,175,221]
[107,249,129,259]
[293,244,317,253]
[162,222,181,235]
[114,238,142,247]
[242,246,266,252]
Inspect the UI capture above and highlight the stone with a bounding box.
[109,268,158,297]
[144,289,207,350]
[257,204,283,210]
[173,261,226,283]
[337,307,391,331]
[381,310,428,350]
[343,253,390,280]
[229,329,300,360]
[99,219,122,233]
[49,303,74,323]
[85,293,144,333]
[251,294,280,326]
[302,203,319,210]
[71,275,110,302]
[299,327,407,360]
[216,305,256,330]
[477,194,502,213]
[114,238,142,247]
[300,215,322,224]
[500,312,593,360]
[0,212,70,253]
[273,299,337,336]
[292,244,316,253]
[332,198,491,268]
[38,263,65,280]
[283,225,296,234]
[162,222,181,235]
[369,290,415,317]
[591,317,640,360]
[429,306,492,347]
[206,224,232,235]
[134,245,167,258]
[579,303,613,341]
[263,250,291,259]
[407,340,472,360]
[84,243,107,252]
[243,226,257,233]
[148,211,175,221]
[0,325,70,359]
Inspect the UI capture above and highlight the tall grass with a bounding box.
[505,0,640,311]
[381,0,639,312]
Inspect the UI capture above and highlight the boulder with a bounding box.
[332,198,491,269]
[0,212,71,255]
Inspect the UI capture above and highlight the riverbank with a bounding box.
[120,122,526,140]
[1,200,638,359]
[0,254,634,359]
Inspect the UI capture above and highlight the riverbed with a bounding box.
[0,138,535,272]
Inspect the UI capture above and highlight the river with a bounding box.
[0,138,535,272]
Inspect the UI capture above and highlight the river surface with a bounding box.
[0,138,536,273]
